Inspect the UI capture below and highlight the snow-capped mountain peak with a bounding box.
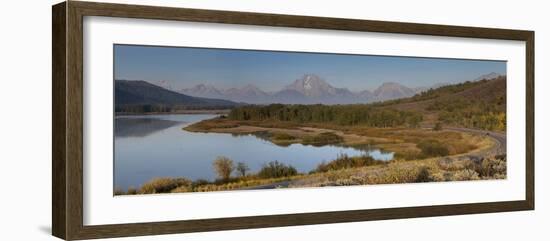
[284,74,337,97]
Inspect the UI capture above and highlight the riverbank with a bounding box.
[183,117,495,160]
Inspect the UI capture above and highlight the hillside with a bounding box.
[378,76,506,131]
[115,80,239,112]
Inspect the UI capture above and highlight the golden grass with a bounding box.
[288,154,505,188]
[190,176,302,192]
[184,118,494,161]
[137,177,192,194]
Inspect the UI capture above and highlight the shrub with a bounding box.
[236,162,250,177]
[379,166,420,184]
[127,186,137,195]
[114,186,138,195]
[316,154,385,172]
[437,158,473,171]
[430,172,452,182]
[415,166,433,182]
[114,188,125,195]
[213,156,235,180]
[452,169,480,181]
[477,156,507,177]
[257,161,298,178]
[139,177,192,194]
[417,140,449,157]
[171,185,193,193]
[192,179,210,187]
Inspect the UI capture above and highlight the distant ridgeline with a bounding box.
[114,80,239,113]
[228,75,507,131]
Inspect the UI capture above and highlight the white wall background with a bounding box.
[0,0,547,240]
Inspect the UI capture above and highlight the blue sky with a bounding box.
[114,44,506,91]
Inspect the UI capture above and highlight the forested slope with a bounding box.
[226,76,506,131]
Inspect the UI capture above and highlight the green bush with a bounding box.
[257,161,298,179]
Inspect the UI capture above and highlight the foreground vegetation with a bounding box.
[289,154,506,188]
[115,154,507,195]
[115,158,302,195]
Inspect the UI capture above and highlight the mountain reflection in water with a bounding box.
[115,117,183,138]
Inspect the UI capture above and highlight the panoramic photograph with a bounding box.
[113,44,507,195]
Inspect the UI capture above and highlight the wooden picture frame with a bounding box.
[52,1,534,240]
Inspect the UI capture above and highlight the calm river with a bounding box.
[114,114,394,190]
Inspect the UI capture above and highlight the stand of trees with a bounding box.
[211,157,296,180]
[427,96,506,131]
[228,104,423,128]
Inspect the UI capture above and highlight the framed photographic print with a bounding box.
[52,1,534,240]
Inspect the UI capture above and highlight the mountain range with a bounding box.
[179,74,453,104]
[122,73,503,108]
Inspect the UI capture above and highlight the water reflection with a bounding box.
[115,118,182,138]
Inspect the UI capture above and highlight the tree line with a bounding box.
[228,104,423,128]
